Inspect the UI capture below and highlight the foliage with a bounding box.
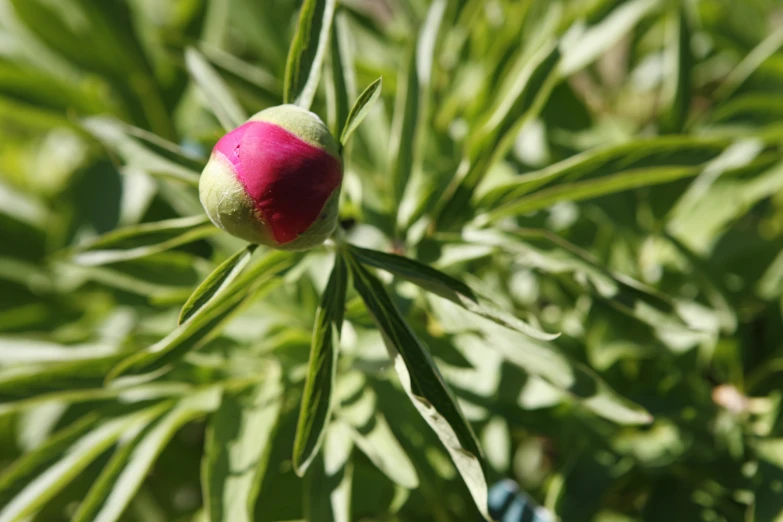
[1,0,783,521]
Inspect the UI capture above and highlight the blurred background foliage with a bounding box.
[2,0,783,521]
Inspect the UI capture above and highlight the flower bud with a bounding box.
[199,104,342,251]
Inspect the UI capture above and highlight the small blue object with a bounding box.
[485,479,556,522]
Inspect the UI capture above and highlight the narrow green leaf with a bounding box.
[0,382,191,416]
[345,252,491,520]
[185,47,247,131]
[283,0,337,109]
[560,0,659,75]
[340,78,382,147]
[0,181,47,229]
[293,254,347,475]
[0,413,101,506]
[304,421,353,522]
[179,244,258,325]
[395,0,447,230]
[714,26,783,102]
[70,215,213,266]
[200,43,282,95]
[462,228,710,352]
[0,405,169,522]
[388,44,419,208]
[82,117,201,185]
[204,365,283,522]
[481,165,700,223]
[660,6,692,134]
[433,41,561,231]
[347,244,558,341]
[0,357,121,397]
[326,11,355,138]
[337,377,418,489]
[108,251,296,380]
[477,135,732,210]
[0,338,118,365]
[74,388,222,522]
[71,227,216,266]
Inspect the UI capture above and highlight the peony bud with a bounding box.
[199,104,342,251]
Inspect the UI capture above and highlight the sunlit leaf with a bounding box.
[73,387,221,522]
[203,365,282,522]
[186,47,247,131]
[433,41,561,231]
[82,117,201,185]
[0,404,170,522]
[107,251,297,380]
[70,216,214,266]
[304,420,353,522]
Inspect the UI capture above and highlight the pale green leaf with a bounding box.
[560,0,659,75]
[82,117,201,185]
[74,387,222,522]
[434,41,561,230]
[337,379,418,489]
[477,135,732,210]
[204,365,283,522]
[481,165,700,223]
[0,405,169,522]
[186,47,247,130]
[70,215,214,266]
[304,421,354,522]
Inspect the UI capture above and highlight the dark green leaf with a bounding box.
[345,251,491,520]
[283,0,337,109]
[348,244,558,341]
[660,6,692,134]
[293,254,347,475]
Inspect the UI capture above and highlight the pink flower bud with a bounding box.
[199,104,342,250]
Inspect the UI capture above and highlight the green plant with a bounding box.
[1,0,783,521]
